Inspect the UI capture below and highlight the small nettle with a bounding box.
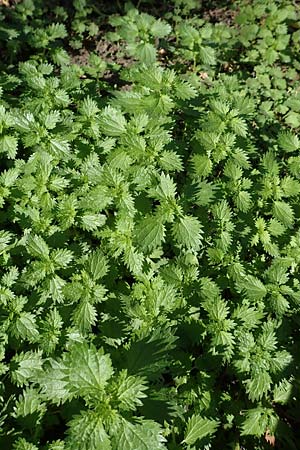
[0,0,299,449]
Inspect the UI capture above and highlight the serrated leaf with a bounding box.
[242,275,267,300]
[136,42,157,64]
[26,235,50,259]
[0,230,13,254]
[241,408,271,436]
[154,173,177,200]
[12,312,39,342]
[112,419,167,450]
[49,138,70,158]
[236,190,252,212]
[135,216,165,252]
[51,248,74,268]
[246,371,272,401]
[172,215,202,250]
[278,131,299,153]
[66,410,111,450]
[99,106,127,136]
[150,20,172,38]
[68,344,113,398]
[86,250,109,280]
[72,300,97,332]
[192,154,212,178]
[11,351,43,387]
[273,201,294,227]
[0,135,18,158]
[80,213,106,231]
[184,415,219,445]
[113,370,148,411]
[13,386,46,419]
[273,379,293,404]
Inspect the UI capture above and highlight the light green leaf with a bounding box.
[10,351,43,387]
[172,215,202,250]
[242,275,267,300]
[68,344,113,398]
[49,138,70,158]
[184,415,219,445]
[72,300,97,332]
[150,20,171,38]
[154,173,177,200]
[26,235,49,259]
[278,131,299,152]
[113,370,148,411]
[236,190,252,212]
[0,230,13,254]
[136,42,157,64]
[80,214,106,231]
[99,106,127,136]
[273,379,293,404]
[86,250,109,280]
[112,419,167,450]
[273,200,294,227]
[241,408,271,436]
[66,410,111,450]
[246,371,272,401]
[0,135,18,158]
[12,312,39,342]
[135,216,165,251]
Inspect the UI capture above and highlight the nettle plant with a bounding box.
[107,6,172,65]
[0,0,299,449]
[233,0,300,128]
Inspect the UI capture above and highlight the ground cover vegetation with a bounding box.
[0,0,299,448]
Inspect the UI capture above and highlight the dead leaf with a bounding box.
[0,0,10,5]
[265,429,275,446]
[199,72,209,80]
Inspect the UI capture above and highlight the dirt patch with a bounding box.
[95,38,135,69]
[203,6,238,25]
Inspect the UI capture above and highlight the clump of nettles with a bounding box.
[0,0,299,449]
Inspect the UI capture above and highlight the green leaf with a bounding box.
[0,230,13,254]
[113,370,148,411]
[136,42,157,64]
[192,154,212,178]
[86,250,109,280]
[12,438,39,450]
[99,106,127,136]
[67,344,113,398]
[12,312,39,342]
[112,419,167,450]
[241,275,267,300]
[12,386,46,419]
[246,371,272,401]
[273,379,293,404]
[72,300,97,332]
[241,408,271,436]
[150,20,171,38]
[236,190,252,212]
[0,135,18,158]
[273,200,294,227]
[184,415,219,445]
[66,410,111,450]
[49,138,70,158]
[10,351,43,387]
[278,131,299,152]
[26,235,50,259]
[154,173,177,200]
[80,213,106,231]
[135,216,165,251]
[172,215,202,250]
[51,249,74,268]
